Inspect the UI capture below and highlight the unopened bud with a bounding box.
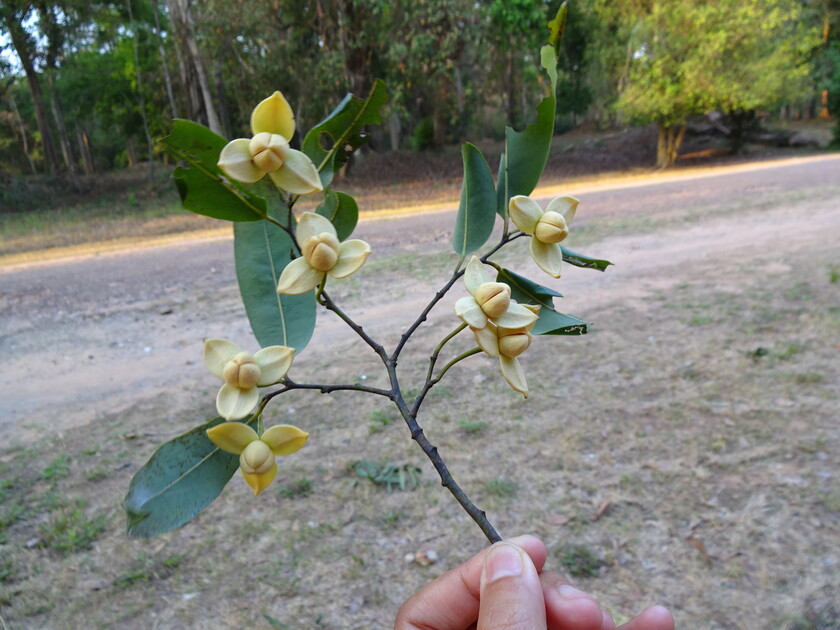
[498,331,532,358]
[249,132,288,173]
[223,352,262,388]
[534,211,569,244]
[302,233,340,271]
[240,440,274,474]
[474,282,511,319]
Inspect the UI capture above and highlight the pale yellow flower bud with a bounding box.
[302,233,341,272]
[534,211,569,244]
[474,282,511,319]
[239,440,274,475]
[249,132,288,173]
[222,352,262,389]
[498,331,532,358]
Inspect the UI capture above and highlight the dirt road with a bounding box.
[1,155,839,443]
[2,154,839,629]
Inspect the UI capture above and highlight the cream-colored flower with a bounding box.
[207,422,309,495]
[203,339,294,420]
[276,212,370,295]
[471,304,540,397]
[509,195,579,278]
[454,256,539,330]
[217,92,323,195]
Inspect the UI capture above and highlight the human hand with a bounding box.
[395,535,674,630]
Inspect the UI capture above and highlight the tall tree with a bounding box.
[597,0,820,167]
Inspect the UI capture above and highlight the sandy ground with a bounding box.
[0,154,839,629]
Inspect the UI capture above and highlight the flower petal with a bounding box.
[455,296,488,329]
[254,346,295,385]
[276,257,324,295]
[493,301,540,329]
[218,139,264,183]
[206,421,259,454]
[328,239,371,278]
[242,461,277,496]
[216,384,259,420]
[472,325,499,357]
[499,356,529,398]
[262,424,310,456]
[268,148,323,195]
[546,195,579,225]
[509,196,542,234]
[530,238,564,278]
[203,339,241,379]
[463,256,490,295]
[296,211,336,244]
[250,91,295,139]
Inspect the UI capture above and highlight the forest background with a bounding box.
[1,0,839,211]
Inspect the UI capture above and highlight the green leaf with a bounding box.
[452,143,497,256]
[316,189,359,241]
[234,199,316,352]
[541,45,559,95]
[161,120,266,222]
[547,2,568,54]
[302,80,388,189]
[124,417,239,537]
[498,267,588,336]
[496,96,556,217]
[561,246,614,272]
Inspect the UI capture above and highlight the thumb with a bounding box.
[478,541,546,630]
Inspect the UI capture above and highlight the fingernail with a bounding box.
[557,584,587,599]
[485,543,524,582]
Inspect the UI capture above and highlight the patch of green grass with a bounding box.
[777,343,803,360]
[39,501,108,554]
[350,460,422,491]
[688,315,715,326]
[829,265,839,284]
[278,477,314,499]
[40,455,71,481]
[485,478,517,498]
[0,557,16,582]
[368,408,398,434]
[557,544,603,578]
[115,570,151,588]
[85,467,109,481]
[794,372,824,385]
[82,445,100,456]
[0,500,25,530]
[458,419,488,435]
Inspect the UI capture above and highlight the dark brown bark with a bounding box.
[76,128,94,175]
[4,8,59,173]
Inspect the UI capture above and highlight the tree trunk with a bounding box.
[152,0,179,118]
[76,128,94,175]
[167,0,222,134]
[10,95,37,174]
[656,123,686,168]
[126,136,138,167]
[4,12,59,173]
[214,60,231,138]
[126,0,155,178]
[45,71,77,176]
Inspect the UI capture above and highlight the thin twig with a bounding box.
[317,290,388,362]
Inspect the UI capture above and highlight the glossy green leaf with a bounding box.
[497,268,563,308]
[496,97,556,217]
[161,120,266,222]
[452,143,497,256]
[124,417,239,537]
[234,199,316,352]
[302,80,388,189]
[561,246,614,272]
[498,267,588,336]
[316,189,359,241]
